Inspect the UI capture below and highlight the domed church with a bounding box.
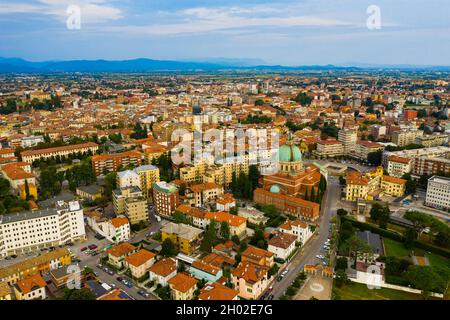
[253,139,324,222]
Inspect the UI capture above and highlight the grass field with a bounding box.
[382,238,449,268]
[333,282,424,300]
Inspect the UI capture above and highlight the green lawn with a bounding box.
[333,282,424,300]
[383,238,449,268]
[383,238,411,257]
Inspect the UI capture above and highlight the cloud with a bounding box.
[101,5,356,36]
[0,0,123,23]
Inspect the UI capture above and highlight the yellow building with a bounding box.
[168,272,198,300]
[19,182,38,200]
[345,167,383,201]
[313,139,344,159]
[0,282,11,300]
[161,222,203,255]
[381,175,406,197]
[0,248,71,285]
[125,196,148,225]
[135,165,160,198]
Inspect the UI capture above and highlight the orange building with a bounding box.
[91,150,142,175]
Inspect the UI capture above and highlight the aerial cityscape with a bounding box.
[0,0,449,307]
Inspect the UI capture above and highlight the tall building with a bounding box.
[338,128,358,154]
[391,129,423,147]
[425,176,450,210]
[0,201,85,257]
[117,164,160,197]
[153,181,179,217]
[91,150,142,176]
[125,197,148,225]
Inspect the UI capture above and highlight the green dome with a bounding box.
[270,185,281,193]
[278,144,302,162]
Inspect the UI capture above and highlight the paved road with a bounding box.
[271,176,340,299]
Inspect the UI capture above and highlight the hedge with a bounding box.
[341,216,450,259]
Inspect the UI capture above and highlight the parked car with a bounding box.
[108,270,114,275]
[116,277,123,282]
[88,244,98,250]
[96,264,103,269]
[80,247,88,252]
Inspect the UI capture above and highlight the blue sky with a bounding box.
[0,0,449,65]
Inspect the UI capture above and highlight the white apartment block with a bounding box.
[425,176,450,211]
[0,201,86,257]
[338,128,358,154]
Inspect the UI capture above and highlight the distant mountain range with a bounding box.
[0,57,449,73]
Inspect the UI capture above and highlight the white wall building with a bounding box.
[0,201,86,257]
[425,176,450,210]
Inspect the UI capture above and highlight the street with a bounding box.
[271,176,340,299]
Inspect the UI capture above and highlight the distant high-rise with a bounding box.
[192,98,201,115]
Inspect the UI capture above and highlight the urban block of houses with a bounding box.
[237,207,269,226]
[167,272,198,300]
[0,282,12,300]
[49,264,83,289]
[148,258,177,287]
[216,193,236,212]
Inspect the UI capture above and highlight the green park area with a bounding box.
[333,282,423,300]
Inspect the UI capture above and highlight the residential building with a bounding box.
[216,193,236,212]
[86,212,130,243]
[1,162,37,200]
[91,150,142,176]
[124,249,156,279]
[381,175,406,197]
[0,201,85,257]
[0,248,71,285]
[117,165,160,198]
[116,170,140,189]
[112,186,143,215]
[278,220,313,245]
[237,207,269,226]
[313,139,344,158]
[0,282,11,300]
[49,264,83,289]
[198,282,239,300]
[186,182,224,207]
[425,176,450,210]
[241,246,274,268]
[338,128,358,154]
[153,181,179,217]
[268,232,297,260]
[148,258,177,286]
[387,156,411,177]
[161,223,203,255]
[232,261,270,300]
[391,129,423,147]
[413,156,450,176]
[189,260,223,283]
[125,196,148,225]
[76,185,103,201]
[204,211,247,238]
[168,272,198,300]
[355,141,384,160]
[416,133,448,148]
[13,274,47,300]
[21,142,98,163]
[107,243,137,269]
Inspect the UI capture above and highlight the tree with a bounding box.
[335,257,348,271]
[369,203,390,229]
[337,208,348,217]
[342,235,372,267]
[24,179,31,200]
[334,270,349,288]
[220,221,230,240]
[173,211,190,224]
[161,238,178,256]
[405,266,440,298]
[339,176,345,186]
[200,220,217,252]
[231,234,240,245]
[367,150,382,166]
[403,228,418,249]
[249,227,267,249]
[60,288,96,300]
[402,173,416,195]
[292,92,312,106]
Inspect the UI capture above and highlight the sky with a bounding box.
[0,0,450,66]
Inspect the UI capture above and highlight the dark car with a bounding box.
[80,247,88,252]
[88,244,98,250]
[116,277,123,282]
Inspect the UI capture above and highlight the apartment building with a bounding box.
[0,201,85,257]
[161,222,203,255]
[112,186,143,215]
[413,156,450,176]
[186,182,224,207]
[338,128,358,154]
[204,211,247,238]
[125,196,148,225]
[232,261,270,300]
[153,181,179,217]
[387,155,411,178]
[415,133,449,148]
[21,142,98,163]
[91,150,142,176]
[425,176,450,210]
[0,162,37,200]
[391,129,423,147]
[0,248,71,285]
[278,220,313,246]
[116,165,160,198]
[355,141,384,160]
[381,175,407,197]
[313,139,344,158]
[168,272,198,300]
